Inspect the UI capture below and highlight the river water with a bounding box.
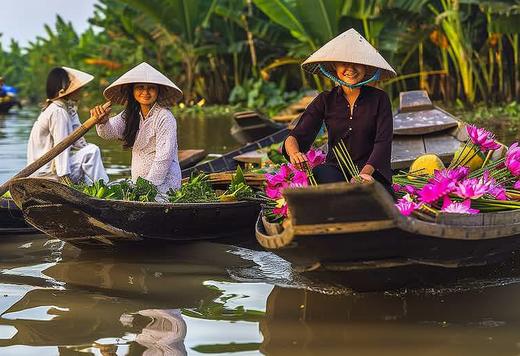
[2,108,520,355]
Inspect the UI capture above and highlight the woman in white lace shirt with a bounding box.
[27,67,109,184]
[92,62,183,193]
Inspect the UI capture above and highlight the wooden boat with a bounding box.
[9,177,261,248]
[0,149,207,235]
[256,181,520,291]
[182,126,290,177]
[229,91,318,144]
[231,111,286,145]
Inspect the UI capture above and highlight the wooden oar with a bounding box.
[0,102,111,196]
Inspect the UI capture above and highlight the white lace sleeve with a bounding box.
[145,112,179,187]
[96,112,126,140]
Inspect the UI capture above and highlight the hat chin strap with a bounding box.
[318,65,381,89]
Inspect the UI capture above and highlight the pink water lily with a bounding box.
[506,142,520,176]
[514,180,520,190]
[395,195,422,216]
[265,164,292,186]
[265,185,283,199]
[433,167,469,183]
[392,184,417,195]
[466,125,501,152]
[291,169,310,187]
[418,178,456,203]
[441,196,479,214]
[489,183,508,200]
[306,149,326,168]
[454,174,493,199]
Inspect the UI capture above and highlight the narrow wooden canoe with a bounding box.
[182,127,290,177]
[231,111,286,145]
[9,177,261,248]
[256,181,520,291]
[0,149,208,235]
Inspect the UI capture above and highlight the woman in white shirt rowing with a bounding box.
[92,62,183,193]
[27,67,109,184]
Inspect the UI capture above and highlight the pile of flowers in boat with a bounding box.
[262,124,520,223]
[392,125,520,219]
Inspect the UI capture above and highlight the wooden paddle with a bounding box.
[0,102,111,197]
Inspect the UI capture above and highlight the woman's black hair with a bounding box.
[121,84,161,148]
[121,85,142,148]
[46,67,70,100]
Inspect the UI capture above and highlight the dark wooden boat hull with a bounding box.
[10,178,261,248]
[256,182,520,291]
[231,111,286,144]
[0,198,38,234]
[182,127,289,177]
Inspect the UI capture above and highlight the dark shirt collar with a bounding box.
[333,85,367,102]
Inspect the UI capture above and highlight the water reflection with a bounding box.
[0,235,268,355]
[261,286,520,355]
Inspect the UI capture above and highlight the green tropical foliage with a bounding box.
[1,0,520,110]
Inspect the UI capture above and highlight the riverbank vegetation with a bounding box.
[1,0,519,114]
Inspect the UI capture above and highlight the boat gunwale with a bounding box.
[10,177,260,210]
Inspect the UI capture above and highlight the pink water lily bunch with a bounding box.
[265,164,309,199]
[395,194,422,216]
[466,125,501,152]
[264,163,310,219]
[306,148,326,169]
[506,142,520,176]
[441,196,479,214]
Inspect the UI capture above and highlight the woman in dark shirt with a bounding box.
[283,29,396,191]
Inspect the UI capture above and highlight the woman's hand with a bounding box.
[289,151,309,171]
[90,102,112,124]
[350,173,374,184]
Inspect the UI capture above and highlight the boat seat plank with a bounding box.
[394,109,458,135]
[179,149,206,169]
[233,151,267,165]
[399,90,434,112]
[424,134,461,162]
[391,136,425,170]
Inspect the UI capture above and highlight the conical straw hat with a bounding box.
[302,28,396,80]
[104,62,183,106]
[54,67,94,99]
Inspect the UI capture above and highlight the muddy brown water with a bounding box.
[1,109,520,355]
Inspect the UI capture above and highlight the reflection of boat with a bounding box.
[231,111,286,145]
[0,244,234,350]
[256,181,520,291]
[260,285,520,355]
[0,149,207,236]
[9,177,261,247]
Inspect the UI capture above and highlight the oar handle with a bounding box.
[0,102,111,196]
